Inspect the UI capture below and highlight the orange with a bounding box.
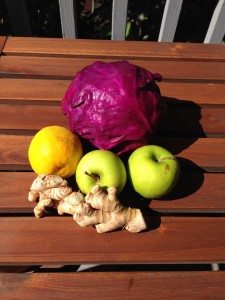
[28,126,83,178]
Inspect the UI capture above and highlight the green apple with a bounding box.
[75,150,127,194]
[128,145,180,199]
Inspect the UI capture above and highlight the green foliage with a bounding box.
[76,0,220,42]
[25,0,62,37]
[76,0,112,39]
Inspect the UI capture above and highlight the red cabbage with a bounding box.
[61,60,165,155]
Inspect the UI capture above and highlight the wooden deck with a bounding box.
[0,37,225,298]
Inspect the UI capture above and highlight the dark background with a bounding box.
[0,0,224,42]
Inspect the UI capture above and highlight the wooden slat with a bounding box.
[58,0,77,38]
[0,172,224,213]
[1,56,225,81]
[0,216,225,264]
[204,0,225,44]
[0,37,7,54]
[158,0,183,42]
[0,56,75,79]
[1,272,225,299]
[159,82,225,106]
[0,135,31,170]
[0,104,224,136]
[0,135,224,172]
[150,173,225,212]
[0,79,69,102]
[3,37,225,61]
[1,79,225,106]
[0,172,35,213]
[0,104,67,130]
[111,0,128,40]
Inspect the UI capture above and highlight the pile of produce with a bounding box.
[28,60,180,233]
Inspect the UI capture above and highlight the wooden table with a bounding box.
[0,37,225,299]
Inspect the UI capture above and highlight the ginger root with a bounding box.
[28,174,83,218]
[77,185,147,233]
[58,192,92,216]
[28,174,147,233]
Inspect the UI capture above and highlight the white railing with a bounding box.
[4,0,225,43]
[59,0,77,38]
[158,0,183,42]
[111,0,128,40]
[204,0,225,43]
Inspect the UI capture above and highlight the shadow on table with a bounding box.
[120,185,162,231]
[155,97,206,200]
[120,160,204,232]
[155,96,206,154]
[156,159,205,202]
[121,97,207,231]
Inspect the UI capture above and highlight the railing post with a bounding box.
[204,0,225,44]
[4,0,32,36]
[158,0,183,42]
[111,0,128,40]
[59,0,77,38]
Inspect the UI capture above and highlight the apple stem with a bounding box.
[85,171,100,181]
